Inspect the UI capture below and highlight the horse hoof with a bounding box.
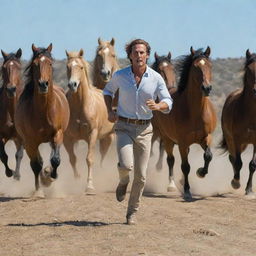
[40,167,55,187]
[196,168,206,178]
[156,162,163,170]
[32,190,45,198]
[167,180,177,192]
[231,179,240,189]
[86,187,96,195]
[13,174,20,181]
[183,191,193,202]
[5,168,13,178]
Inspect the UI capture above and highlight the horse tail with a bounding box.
[99,134,113,166]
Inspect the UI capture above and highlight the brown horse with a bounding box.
[151,52,176,172]
[92,38,119,89]
[64,50,115,193]
[220,49,256,195]
[0,49,24,179]
[153,47,217,200]
[14,44,70,196]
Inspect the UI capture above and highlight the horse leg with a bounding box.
[196,137,213,178]
[63,135,79,178]
[99,133,114,166]
[229,152,242,189]
[179,145,192,201]
[0,139,13,177]
[26,145,43,195]
[86,129,98,194]
[13,139,24,180]
[163,139,176,192]
[156,139,165,170]
[245,146,256,195]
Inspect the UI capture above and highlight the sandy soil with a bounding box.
[0,139,255,256]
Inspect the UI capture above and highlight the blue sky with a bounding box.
[0,0,255,61]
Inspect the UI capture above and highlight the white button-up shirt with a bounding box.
[103,65,173,120]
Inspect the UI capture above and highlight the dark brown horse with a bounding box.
[0,49,24,179]
[151,52,176,173]
[153,47,217,200]
[14,44,70,196]
[220,50,256,195]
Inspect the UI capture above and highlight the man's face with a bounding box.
[129,44,149,68]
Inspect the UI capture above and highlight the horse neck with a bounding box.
[241,79,256,111]
[33,79,54,113]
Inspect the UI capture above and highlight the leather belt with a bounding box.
[118,116,151,125]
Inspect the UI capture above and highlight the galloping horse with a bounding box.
[0,49,24,179]
[64,50,115,193]
[151,52,176,171]
[220,50,256,195]
[14,44,70,196]
[153,47,217,200]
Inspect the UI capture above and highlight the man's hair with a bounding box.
[125,39,151,62]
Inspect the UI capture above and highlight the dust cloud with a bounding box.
[0,138,255,198]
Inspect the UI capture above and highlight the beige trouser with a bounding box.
[115,120,153,216]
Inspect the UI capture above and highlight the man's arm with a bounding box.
[104,95,118,123]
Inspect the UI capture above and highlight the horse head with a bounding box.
[66,49,87,93]
[1,48,22,98]
[31,43,53,94]
[190,46,212,96]
[95,38,118,83]
[245,49,256,96]
[153,52,176,92]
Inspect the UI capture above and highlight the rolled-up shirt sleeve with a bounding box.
[157,77,173,114]
[103,72,119,98]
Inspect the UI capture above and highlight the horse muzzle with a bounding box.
[38,81,49,94]
[201,85,212,96]
[100,69,111,82]
[68,81,79,92]
[6,86,16,98]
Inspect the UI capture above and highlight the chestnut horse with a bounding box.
[151,52,176,172]
[0,49,24,179]
[14,44,70,196]
[220,50,256,195]
[64,50,115,193]
[153,47,217,200]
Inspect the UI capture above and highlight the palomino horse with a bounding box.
[14,44,70,196]
[220,50,256,195]
[0,49,24,179]
[153,47,217,200]
[151,52,176,172]
[64,50,115,193]
[92,38,119,89]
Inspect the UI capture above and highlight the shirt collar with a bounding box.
[129,65,149,77]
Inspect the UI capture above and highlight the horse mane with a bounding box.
[151,55,171,72]
[243,53,256,87]
[20,48,53,102]
[176,48,209,93]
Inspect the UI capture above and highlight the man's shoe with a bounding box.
[116,183,128,202]
[126,214,137,225]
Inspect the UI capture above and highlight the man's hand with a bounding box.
[146,99,160,111]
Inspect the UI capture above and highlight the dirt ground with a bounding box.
[0,140,255,256]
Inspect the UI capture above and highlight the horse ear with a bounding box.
[79,49,84,57]
[190,46,195,56]
[98,37,102,45]
[47,43,53,53]
[1,50,8,60]
[154,52,159,60]
[32,44,38,53]
[110,38,115,46]
[167,52,172,60]
[65,50,70,58]
[16,48,22,59]
[204,46,211,57]
[246,49,251,59]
